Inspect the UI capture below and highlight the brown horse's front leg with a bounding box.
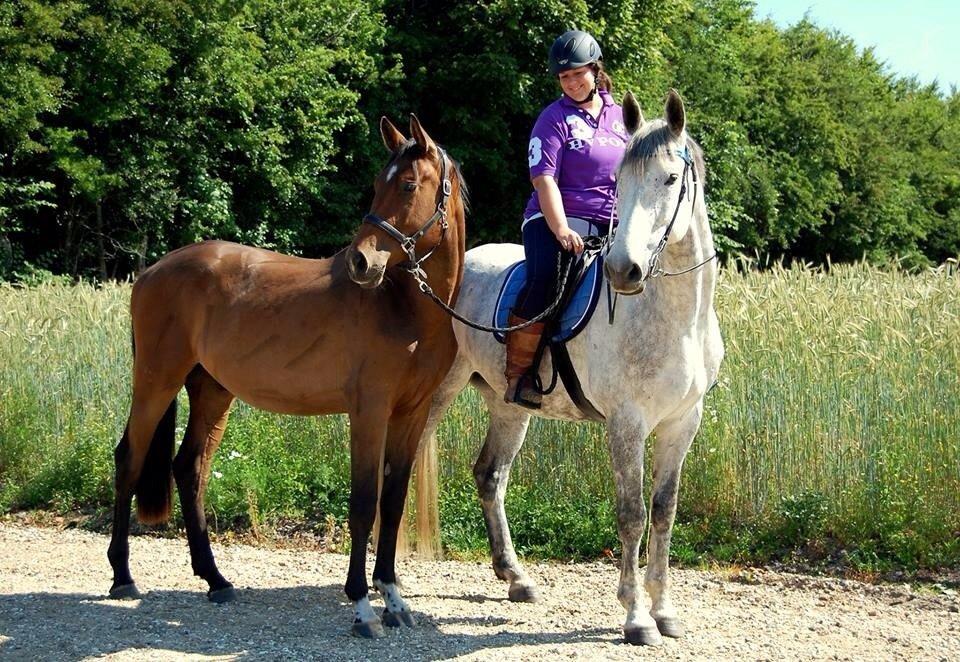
[372,406,430,628]
[345,409,389,638]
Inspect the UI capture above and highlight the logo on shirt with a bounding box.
[565,114,594,140]
[612,120,628,137]
[528,136,543,167]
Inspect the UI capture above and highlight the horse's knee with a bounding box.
[617,500,647,539]
[473,463,503,504]
[651,473,679,534]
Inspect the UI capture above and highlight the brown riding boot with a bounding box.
[503,313,546,408]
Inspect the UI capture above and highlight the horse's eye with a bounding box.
[403,181,418,192]
[665,174,679,186]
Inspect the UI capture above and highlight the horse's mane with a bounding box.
[392,139,470,214]
[622,119,706,183]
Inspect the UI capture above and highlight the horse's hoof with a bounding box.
[108,583,141,600]
[508,583,540,603]
[655,617,684,638]
[624,625,663,646]
[382,609,416,628]
[207,585,237,604]
[351,620,386,638]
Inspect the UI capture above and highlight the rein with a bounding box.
[411,250,575,333]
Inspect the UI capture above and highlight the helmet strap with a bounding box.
[566,85,598,106]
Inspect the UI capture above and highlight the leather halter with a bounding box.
[361,147,452,274]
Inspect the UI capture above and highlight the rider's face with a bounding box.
[558,65,596,103]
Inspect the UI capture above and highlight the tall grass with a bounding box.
[1,262,958,569]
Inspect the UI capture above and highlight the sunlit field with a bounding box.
[1,262,958,570]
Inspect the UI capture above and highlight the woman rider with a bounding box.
[504,30,629,408]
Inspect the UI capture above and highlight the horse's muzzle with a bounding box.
[346,247,386,289]
[604,261,646,295]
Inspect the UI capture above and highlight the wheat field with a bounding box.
[1,262,958,567]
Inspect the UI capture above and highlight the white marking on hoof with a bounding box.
[373,579,412,619]
[624,609,662,646]
[654,616,684,638]
[353,596,379,624]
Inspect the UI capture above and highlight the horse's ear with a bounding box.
[380,116,406,153]
[622,91,644,135]
[409,114,437,155]
[665,88,686,137]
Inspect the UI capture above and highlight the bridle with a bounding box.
[604,142,715,322]
[361,147,453,275]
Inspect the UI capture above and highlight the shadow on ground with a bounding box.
[0,585,619,659]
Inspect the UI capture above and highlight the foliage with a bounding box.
[1,0,958,275]
[2,0,388,279]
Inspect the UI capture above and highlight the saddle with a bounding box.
[492,236,607,421]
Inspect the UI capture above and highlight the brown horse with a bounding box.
[107,116,466,638]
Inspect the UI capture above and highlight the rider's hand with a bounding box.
[555,227,584,255]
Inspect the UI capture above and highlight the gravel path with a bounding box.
[0,523,957,660]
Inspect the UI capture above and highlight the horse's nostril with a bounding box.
[628,263,642,282]
[351,251,368,275]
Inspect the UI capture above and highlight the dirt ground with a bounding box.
[0,522,957,660]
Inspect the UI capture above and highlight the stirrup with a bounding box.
[505,374,542,410]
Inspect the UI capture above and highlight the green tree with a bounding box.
[0,0,77,277]
[7,0,388,278]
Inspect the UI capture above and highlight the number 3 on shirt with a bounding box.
[528,137,543,167]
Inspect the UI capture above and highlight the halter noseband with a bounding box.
[361,147,452,275]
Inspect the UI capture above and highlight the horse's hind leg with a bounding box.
[474,380,536,602]
[607,406,661,646]
[108,384,182,599]
[372,405,431,628]
[645,403,702,639]
[173,366,236,602]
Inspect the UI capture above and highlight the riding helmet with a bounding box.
[548,30,603,75]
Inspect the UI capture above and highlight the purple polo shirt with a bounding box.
[523,89,628,225]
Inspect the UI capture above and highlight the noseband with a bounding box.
[361,148,452,275]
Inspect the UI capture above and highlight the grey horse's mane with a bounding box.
[622,119,706,183]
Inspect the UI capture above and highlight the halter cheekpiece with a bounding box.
[361,147,452,278]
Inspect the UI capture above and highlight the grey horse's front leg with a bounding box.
[607,406,662,646]
[645,402,702,639]
[474,382,537,601]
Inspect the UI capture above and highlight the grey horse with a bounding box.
[415,89,724,646]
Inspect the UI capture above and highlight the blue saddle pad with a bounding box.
[493,256,604,344]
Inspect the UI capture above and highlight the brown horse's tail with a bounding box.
[135,398,177,525]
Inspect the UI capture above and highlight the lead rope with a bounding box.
[408,250,574,333]
[604,201,619,324]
